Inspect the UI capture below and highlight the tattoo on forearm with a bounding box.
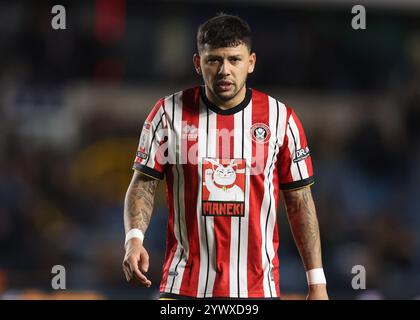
[124,174,158,233]
[283,187,322,270]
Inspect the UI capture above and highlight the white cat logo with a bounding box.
[204,159,245,201]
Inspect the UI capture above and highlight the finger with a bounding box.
[123,269,130,282]
[132,267,151,286]
[126,256,144,281]
[128,258,151,287]
[122,264,131,282]
[134,269,152,287]
[139,251,149,273]
[123,261,132,280]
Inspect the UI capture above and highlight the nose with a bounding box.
[218,59,231,76]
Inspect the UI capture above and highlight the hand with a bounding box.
[122,238,152,287]
[306,284,329,300]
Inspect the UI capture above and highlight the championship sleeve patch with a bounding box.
[136,151,149,160]
[293,147,310,163]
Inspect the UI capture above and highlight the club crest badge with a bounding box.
[251,123,271,143]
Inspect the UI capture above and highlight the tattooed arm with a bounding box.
[122,170,159,287]
[283,185,329,300]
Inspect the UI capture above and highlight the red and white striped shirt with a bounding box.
[133,86,314,298]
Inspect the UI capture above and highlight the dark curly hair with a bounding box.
[197,13,252,53]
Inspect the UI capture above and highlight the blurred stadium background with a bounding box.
[0,0,419,299]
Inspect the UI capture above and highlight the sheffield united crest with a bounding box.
[250,123,271,143]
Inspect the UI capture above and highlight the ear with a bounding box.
[248,52,256,74]
[193,53,202,75]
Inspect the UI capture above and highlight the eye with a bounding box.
[229,57,241,63]
[207,57,220,63]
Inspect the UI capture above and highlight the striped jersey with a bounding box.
[133,86,314,298]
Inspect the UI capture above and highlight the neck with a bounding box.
[205,85,247,110]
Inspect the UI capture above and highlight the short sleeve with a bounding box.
[132,98,167,180]
[277,108,314,190]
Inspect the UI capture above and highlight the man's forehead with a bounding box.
[201,43,249,56]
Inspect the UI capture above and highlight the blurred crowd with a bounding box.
[0,1,419,299]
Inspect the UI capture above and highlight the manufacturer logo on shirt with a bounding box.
[182,124,198,141]
[293,147,310,163]
[251,123,271,143]
[202,158,246,217]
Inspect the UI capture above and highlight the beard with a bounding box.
[212,80,246,102]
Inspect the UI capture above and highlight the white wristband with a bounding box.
[306,268,326,285]
[125,228,144,246]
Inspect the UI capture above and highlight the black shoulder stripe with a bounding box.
[280,176,315,190]
[132,163,164,180]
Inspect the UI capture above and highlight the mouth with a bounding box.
[216,80,234,92]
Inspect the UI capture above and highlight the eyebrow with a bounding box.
[206,54,243,59]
